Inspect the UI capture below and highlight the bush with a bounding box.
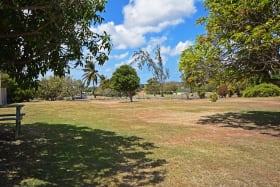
[210,92,218,102]
[217,86,228,98]
[197,91,205,99]
[196,88,206,99]
[242,83,280,97]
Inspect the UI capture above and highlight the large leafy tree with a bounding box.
[180,1,280,92]
[197,0,280,83]
[132,45,169,97]
[38,76,63,101]
[38,76,82,100]
[0,0,111,87]
[110,65,140,102]
[205,0,280,79]
[179,36,221,92]
[82,56,100,98]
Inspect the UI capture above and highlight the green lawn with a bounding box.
[0,97,279,186]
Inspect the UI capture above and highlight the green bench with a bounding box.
[0,104,25,139]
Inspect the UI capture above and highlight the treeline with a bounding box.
[2,72,280,104]
[1,74,84,103]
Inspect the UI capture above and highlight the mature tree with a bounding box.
[38,76,82,100]
[0,0,111,87]
[38,76,63,100]
[60,77,84,99]
[197,0,280,83]
[144,78,160,96]
[179,37,251,95]
[82,56,100,98]
[132,45,169,97]
[110,65,140,102]
[179,36,221,92]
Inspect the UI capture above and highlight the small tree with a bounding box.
[82,56,100,98]
[145,78,160,96]
[110,65,140,102]
[132,45,169,97]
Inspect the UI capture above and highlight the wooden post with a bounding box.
[15,105,22,139]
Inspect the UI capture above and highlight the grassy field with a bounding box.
[0,97,279,186]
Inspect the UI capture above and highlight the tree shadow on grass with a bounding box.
[0,123,166,186]
[198,111,280,137]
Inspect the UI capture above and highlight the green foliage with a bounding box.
[210,92,218,102]
[242,83,280,97]
[82,57,102,98]
[145,78,160,95]
[1,73,35,103]
[200,0,280,82]
[196,87,206,99]
[110,65,140,102]
[179,36,223,93]
[180,1,280,95]
[163,82,180,94]
[179,41,206,89]
[38,76,83,100]
[0,0,111,86]
[38,77,63,101]
[132,45,169,97]
[96,75,113,96]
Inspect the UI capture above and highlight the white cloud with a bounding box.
[111,52,129,60]
[172,40,193,55]
[123,0,196,28]
[91,22,146,49]
[114,57,135,69]
[92,0,197,49]
[156,40,193,56]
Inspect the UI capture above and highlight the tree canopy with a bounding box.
[38,76,83,100]
[110,65,140,102]
[0,0,111,87]
[180,0,280,89]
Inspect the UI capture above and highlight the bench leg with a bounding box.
[15,106,21,139]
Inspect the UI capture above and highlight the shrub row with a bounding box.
[242,83,280,97]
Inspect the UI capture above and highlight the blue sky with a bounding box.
[71,0,207,84]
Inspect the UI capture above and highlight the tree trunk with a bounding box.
[160,83,164,97]
[128,91,133,102]
[92,87,96,99]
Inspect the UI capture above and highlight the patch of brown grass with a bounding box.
[3,97,279,186]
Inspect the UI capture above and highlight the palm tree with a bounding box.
[82,57,100,98]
